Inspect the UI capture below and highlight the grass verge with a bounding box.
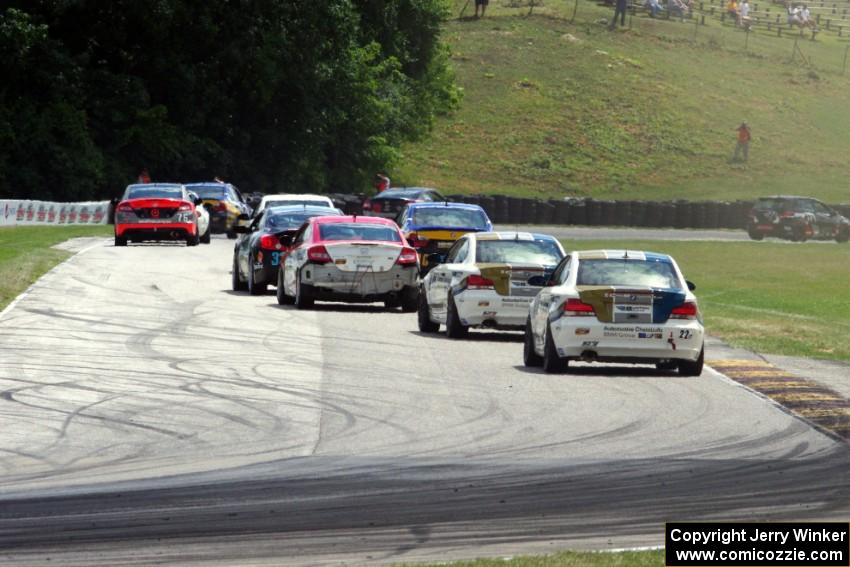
[396,549,663,567]
[0,225,112,311]
[562,239,850,361]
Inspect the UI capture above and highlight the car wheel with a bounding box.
[678,347,704,377]
[791,225,808,242]
[384,297,401,310]
[187,228,200,247]
[247,254,267,295]
[445,292,469,339]
[747,228,764,241]
[542,322,568,373]
[200,224,211,244]
[836,229,849,243]
[276,268,294,305]
[232,254,247,292]
[399,286,419,313]
[523,317,543,367]
[114,235,127,247]
[417,290,440,333]
[226,225,237,239]
[294,271,314,309]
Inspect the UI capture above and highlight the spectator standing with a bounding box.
[732,122,751,162]
[475,0,488,17]
[740,0,752,28]
[610,0,628,29]
[375,173,391,193]
[800,5,816,28]
[787,4,803,26]
[669,0,689,21]
[726,0,740,23]
[138,168,151,183]
[645,0,662,18]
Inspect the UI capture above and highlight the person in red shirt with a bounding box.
[138,168,151,183]
[732,122,751,162]
[375,173,391,193]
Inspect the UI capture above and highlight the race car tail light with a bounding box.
[117,203,134,212]
[307,245,331,264]
[259,234,283,250]
[215,202,227,212]
[465,275,495,290]
[670,301,698,320]
[563,298,595,317]
[362,199,371,211]
[408,233,429,248]
[396,247,418,265]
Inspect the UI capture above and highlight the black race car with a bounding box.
[361,187,446,221]
[747,196,850,242]
[232,204,343,295]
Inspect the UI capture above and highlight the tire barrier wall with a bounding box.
[0,200,111,228]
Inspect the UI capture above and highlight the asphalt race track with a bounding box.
[1,237,848,566]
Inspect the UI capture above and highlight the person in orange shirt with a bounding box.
[732,122,751,162]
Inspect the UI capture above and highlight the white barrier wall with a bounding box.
[0,200,111,227]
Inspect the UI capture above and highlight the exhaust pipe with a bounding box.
[580,350,598,363]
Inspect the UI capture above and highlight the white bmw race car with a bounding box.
[523,249,705,375]
[418,232,566,338]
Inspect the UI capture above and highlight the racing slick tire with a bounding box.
[226,223,237,239]
[445,292,469,339]
[523,318,543,367]
[294,271,314,310]
[542,322,568,373]
[200,224,211,244]
[114,235,127,247]
[747,228,764,241]
[276,269,294,305]
[399,286,419,313]
[417,291,440,333]
[247,254,267,295]
[678,347,704,377]
[232,254,247,292]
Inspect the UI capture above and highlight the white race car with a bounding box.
[187,191,211,244]
[253,194,335,218]
[418,232,566,338]
[524,250,705,375]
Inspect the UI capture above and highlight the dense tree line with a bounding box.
[0,1,458,200]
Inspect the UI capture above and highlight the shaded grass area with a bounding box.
[397,549,663,567]
[562,239,850,361]
[397,3,850,202]
[0,225,112,310]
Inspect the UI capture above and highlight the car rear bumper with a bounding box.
[116,222,196,239]
[549,317,704,361]
[454,289,533,329]
[301,263,417,301]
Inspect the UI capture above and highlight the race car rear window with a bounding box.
[191,186,228,199]
[412,208,488,229]
[576,259,682,289]
[125,186,184,200]
[475,239,562,265]
[265,199,330,208]
[265,211,328,231]
[318,223,402,242]
[753,198,784,210]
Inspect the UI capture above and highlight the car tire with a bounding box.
[417,290,440,333]
[791,225,808,242]
[747,228,764,241]
[384,297,401,310]
[523,318,543,367]
[277,269,294,305]
[294,271,314,310]
[542,322,568,373]
[114,235,127,247]
[678,347,704,377]
[445,292,469,339]
[226,226,237,239]
[836,229,849,243]
[187,228,200,247]
[247,254,267,295]
[399,286,419,313]
[200,224,211,244]
[232,254,247,292]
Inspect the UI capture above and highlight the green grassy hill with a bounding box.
[395,0,850,202]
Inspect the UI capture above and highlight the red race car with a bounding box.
[114,183,203,247]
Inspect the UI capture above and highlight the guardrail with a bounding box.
[0,200,112,227]
[325,193,850,229]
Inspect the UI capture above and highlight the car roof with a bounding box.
[377,187,438,196]
[261,193,332,201]
[310,215,398,226]
[184,182,229,187]
[571,250,674,262]
[264,205,341,214]
[471,231,558,242]
[126,183,184,189]
[406,202,484,211]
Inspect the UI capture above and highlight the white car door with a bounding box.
[283,224,310,296]
[427,237,469,321]
[532,255,571,349]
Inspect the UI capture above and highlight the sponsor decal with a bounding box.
[581,341,599,347]
[603,325,663,339]
[483,311,497,318]
[575,328,590,335]
[638,332,663,339]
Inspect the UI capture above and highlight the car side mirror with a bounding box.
[427,253,446,266]
[686,280,696,291]
[528,275,549,287]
